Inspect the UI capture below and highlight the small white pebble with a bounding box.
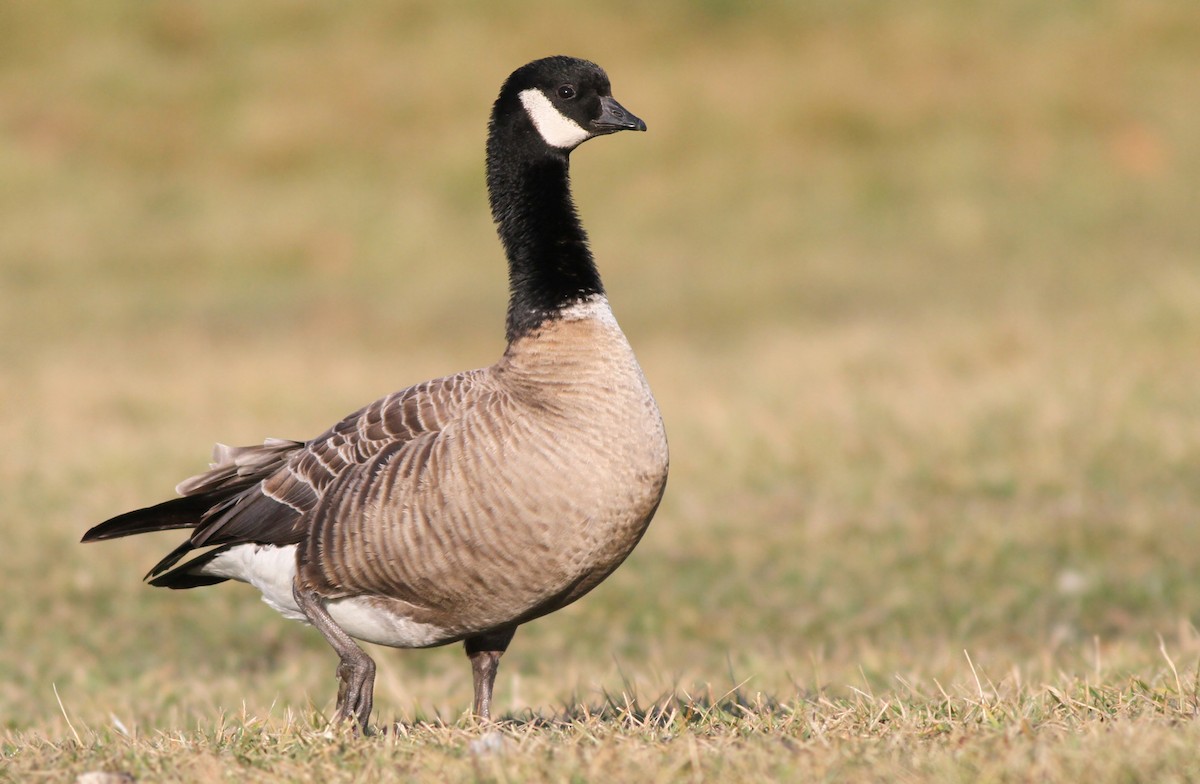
[1056,569,1090,596]
[76,773,135,784]
[468,730,510,757]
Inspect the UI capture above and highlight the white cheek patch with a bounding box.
[519,88,591,149]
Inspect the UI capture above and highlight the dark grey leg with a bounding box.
[293,583,376,733]
[464,626,516,721]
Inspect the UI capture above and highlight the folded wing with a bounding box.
[81,372,480,587]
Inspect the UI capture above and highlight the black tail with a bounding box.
[147,544,236,589]
[83,441,305,590]
[81,492,225,543]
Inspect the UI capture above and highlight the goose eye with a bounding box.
[557,84,576,100]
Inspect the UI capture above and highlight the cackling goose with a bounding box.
[83,55,668,731]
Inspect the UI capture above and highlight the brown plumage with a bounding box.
[82,56,667,730]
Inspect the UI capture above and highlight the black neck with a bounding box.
[487,142,605,343]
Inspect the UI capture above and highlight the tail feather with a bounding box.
[148,545,236,589]
[144,539,198,580]
[81,492,223,543]
[83,437,308,590]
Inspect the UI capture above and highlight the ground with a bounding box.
[3,1,1200,781]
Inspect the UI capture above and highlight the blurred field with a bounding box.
[4,0,1200,780]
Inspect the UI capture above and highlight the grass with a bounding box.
[4,0,1200,780]
[16,674,1200,782]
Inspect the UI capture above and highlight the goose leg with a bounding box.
[293,583,376,733]
[464,626,516,721]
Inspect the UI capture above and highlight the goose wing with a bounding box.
[82,371,482,584]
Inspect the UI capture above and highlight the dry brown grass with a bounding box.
[4,0,1200,780]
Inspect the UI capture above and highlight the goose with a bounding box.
[82,55,668,731]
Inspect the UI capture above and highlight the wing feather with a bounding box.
[103,370,484,587]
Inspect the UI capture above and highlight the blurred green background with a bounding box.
[3,0,1200,731]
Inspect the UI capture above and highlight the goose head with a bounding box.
[491,56,646,154]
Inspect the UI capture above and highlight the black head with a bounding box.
[491,55,646,154]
